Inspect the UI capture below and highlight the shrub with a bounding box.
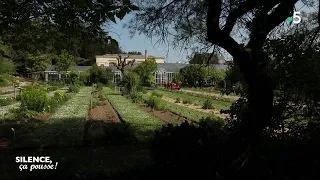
[151,120,227,178]
[20,87,50,112]
[98,93,107,101]
[96,83,104,92]
[175,97,181,103]
[68,84,80,93]
[54,90,65,101]
[0,98,13,106]
[10,109,38,119]
[182,98,192,104]
[121,71,140,94]
[86,65,114,85]
[130,91,144,103]
[202,99,214,109]
[147,96,165,110]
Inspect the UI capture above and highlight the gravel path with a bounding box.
[180,89,239,101]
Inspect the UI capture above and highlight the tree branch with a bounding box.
[247,0,297,50]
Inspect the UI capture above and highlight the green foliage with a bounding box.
[151,91,163,98]
[146,74,156,87]
[121,71,140,94]
[20,87,50,112]
[11,109,38,119]
[175,97,181,103]
[151,120,227,172]
[0,59,15,75]
[128,90,144,103]
[182,98,192,104]
[128,51,142,55]
[68,84,80,93]
[54,90,65,101]
[26,52,54,73]
[47,81,66,87]
[96,83,104,92]
[179,64,226,87]
[179,65,206,87]
[133,58,157,84]
[68,69,80,85]
[0,98,13,106]
[202,99,214,109]
[146,96,163,110]
[86,65,114,85]
[55,50,75,72]
[223,63,245,95]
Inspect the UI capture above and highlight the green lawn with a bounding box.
[142,92,222,122]
[151,89,232,110]
[104,88,163,142]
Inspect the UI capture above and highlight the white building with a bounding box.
[95,50,165,67]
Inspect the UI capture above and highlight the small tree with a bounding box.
[87,65,114,85]
[133,58,157,85]
[121,71,140,94]
[55,50,75,72]
[110,55,136,75]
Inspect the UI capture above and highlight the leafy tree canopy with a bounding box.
[55,50,75,72]
[128,51,142,55]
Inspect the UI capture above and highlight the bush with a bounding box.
[0,98,13,106]
[146,96,165,110]
[11,109,38,119]
[121,71,140,94]
[68,85,80,93]
[20,87,50,112]
[151,120,227,177]
[49,93,69,112]
[129,91,144,103]
[202,99,214,109]
[175,97,181,103]
[54,90,65,102]
[86,65,114,85]
[98,93,107,101]
[96,83,104,92]
[182,98,192,104]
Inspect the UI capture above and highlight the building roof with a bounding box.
[45,65,91,72]
[95,54,165,59]
[106,63,229,73]
[157,63,188,72]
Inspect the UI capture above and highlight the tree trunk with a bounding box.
[218,52,274,178]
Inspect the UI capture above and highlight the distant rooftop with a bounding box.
[107,63,229,73]
[45,65,91,72]
[96,54,165,59]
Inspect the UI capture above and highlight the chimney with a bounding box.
[145,50,148,60]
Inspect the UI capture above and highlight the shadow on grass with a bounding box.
[0,118,154,180]
[0,117,150,150]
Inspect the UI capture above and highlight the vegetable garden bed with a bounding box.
[15,87,91,147]
[142,92,222,122]
[104,88,163,142]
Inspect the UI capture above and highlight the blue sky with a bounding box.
[105,1,313,63]
[106,14,188,63]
